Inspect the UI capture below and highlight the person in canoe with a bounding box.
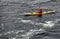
[37,7,42,16]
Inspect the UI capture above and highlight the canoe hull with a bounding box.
[24,10,55,16]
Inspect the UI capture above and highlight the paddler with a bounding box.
[37,7,42,16]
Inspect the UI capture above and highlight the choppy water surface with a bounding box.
[0,0,60,39]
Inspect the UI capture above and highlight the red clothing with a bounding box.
[37,8,42,14]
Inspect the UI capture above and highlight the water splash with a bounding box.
[21,20,31,23]
[23,28,46,39]
[20,19,60,39]
[43,21,54,28]
[21,19,55,28]
[4,19,59,39]
[0,30,24,36]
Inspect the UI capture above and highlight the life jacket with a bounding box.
[37,8,42,14]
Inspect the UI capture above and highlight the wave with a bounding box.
[20,19,60,39]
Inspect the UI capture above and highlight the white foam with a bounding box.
[12,37,16,39]
[21,35,26,37]
[3,30,24,36]
[19,19,60,39]
[43,21,54,28]
[4,31,14,35]
[21,20,55,28]
[29,21,55,28]
[44,19,60,28]
[21,20,31,23]
[17,18,22,19]
[15,30,24,34]
[25,28,46,39]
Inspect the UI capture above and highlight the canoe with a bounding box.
[24,10,55,16]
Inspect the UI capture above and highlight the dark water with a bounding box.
[0,0,60,39]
